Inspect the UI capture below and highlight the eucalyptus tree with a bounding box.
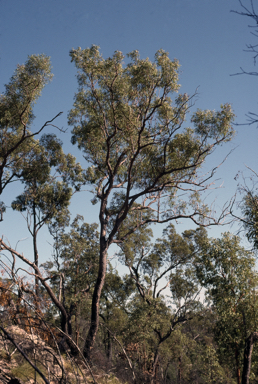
[119,221,200,310]
[68,45,235,360]
[241,187,258,250]
[52,215,100,346]
[196,232,258,384]
[11,133,85,301]
[0,54,62,220]
[172,308,235,384]
[119,222,203,383]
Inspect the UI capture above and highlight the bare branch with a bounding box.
[0,326,50,384]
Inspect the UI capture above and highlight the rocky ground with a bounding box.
[0,325,124,384]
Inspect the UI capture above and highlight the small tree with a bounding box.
[196,231,258,384]
[11,134,74,299]
[120,222,202,383]
[0,54,62,219]
[68,46,235,360]
[53,215,99,346]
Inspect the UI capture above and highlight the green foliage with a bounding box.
[11,133,86,229]
[150,223,194,273]
[68,45,235,361]
[57,215,99,297]
[103,266,135,309]
[0,54,52,130]
[242,191,258,250]
[69,46,235,232]
[196,232,257,307]
[42,215,100,341]
[0,47,245,382]
[196,231,258,379]
[0,55,53,198]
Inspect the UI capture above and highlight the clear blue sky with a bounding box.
[0,0,257,264]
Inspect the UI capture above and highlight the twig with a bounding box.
[56,327,94,384]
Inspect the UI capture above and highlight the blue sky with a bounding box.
[0,0,258,265]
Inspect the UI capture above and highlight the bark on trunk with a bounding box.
[177,355,182,384]
[242,332,258,384]
[237,367,241,384]
[33,230,39,298]
[59,310,78,356]
[235,347,241,384]
[83,244,108,361]
[32,201,39,305]
[150,351,159,384]
[107,329,112,362]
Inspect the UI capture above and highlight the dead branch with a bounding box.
[0,326,50,384]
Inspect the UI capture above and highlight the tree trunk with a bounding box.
[237,368,241,384]
[107,329,112,362]
[105,299,112,362]
[177,355,182,384]
[150,350,159,384]
[164,363,169,384]
[32,201,39,304]
[59,294,78,356]
[235,347,241,384]
[59,311,78,356]
[83,243,108,360]
[242,332,258,384]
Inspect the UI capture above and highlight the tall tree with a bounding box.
[68,46,235,360]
